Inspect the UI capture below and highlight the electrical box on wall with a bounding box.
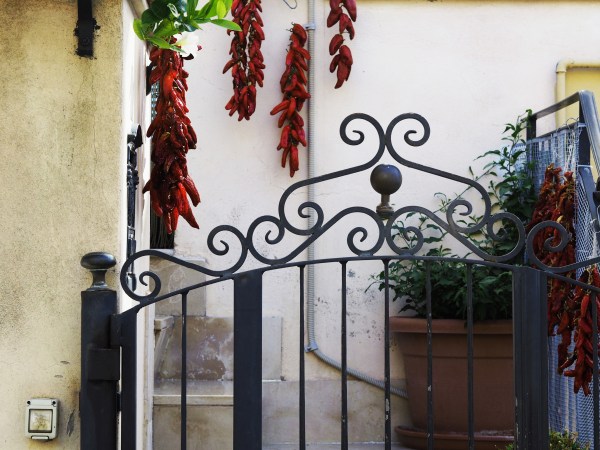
[25,398,58,441]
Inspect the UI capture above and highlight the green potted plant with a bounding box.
[375,114,536,449]
[505,430,590,450]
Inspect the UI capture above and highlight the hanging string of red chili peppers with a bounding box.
[270,24,310,177]
[528,165,600,395]
[527,165,576,334]
[567,267,600,395]
[144,46,201,234]
[327,0,356,88]
[224,0,265,120]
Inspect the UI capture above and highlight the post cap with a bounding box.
[81,252,116,270]
[80,252,116,290]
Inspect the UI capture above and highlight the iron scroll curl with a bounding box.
[121,112,530,302]
[526,220,600,273]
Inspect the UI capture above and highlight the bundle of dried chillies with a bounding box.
[527,165,600,395]
[527,165,576,335]
[562,267,600,395]
[271,24,310,177]
[144,45,201,233]
[224,0,265,120]
[327,0,356,88]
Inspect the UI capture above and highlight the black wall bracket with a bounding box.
[75,0,98,57]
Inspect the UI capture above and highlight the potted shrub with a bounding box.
[375,115,536,449]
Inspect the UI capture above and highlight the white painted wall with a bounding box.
[121,2,152,447]
[164,0,600,389]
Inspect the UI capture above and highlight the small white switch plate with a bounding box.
[26,398,58,440]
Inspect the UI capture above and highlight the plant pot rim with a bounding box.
[389,316,512,335]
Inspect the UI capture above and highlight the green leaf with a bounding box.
[133,19,146,40]
[216,0,227,18]
[187,0,199,14]
[181,22,196,32]
[168,3,181,17]
[211,18,241,31]
[187,18,203,28]
[150,1,171,19]
[142,9,160,26]
[147,36,175,49]
[153,20,178,38]
[197,0,218,18]
[176,0,188,14]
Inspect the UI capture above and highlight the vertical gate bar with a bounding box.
[578,102,591,165]
[340,261,349,450]
[181,291,188,450]
[118,310,139,450]
[383,260,391,450]
[513,267,548,450]
[233,272,263,450]
[526,113,536,141]
[592,290,599,450]
[513,267,524,450]
[299,265,306,450]
[425,262,434,450]
[532,269,548,450]
[466,264,474,450]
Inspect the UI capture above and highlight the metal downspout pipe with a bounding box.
[304,5,406,398]
[555,60,600,126]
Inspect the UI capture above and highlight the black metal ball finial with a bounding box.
[81,252,116,290]
[370,165,402,220]
[370,164,402,195]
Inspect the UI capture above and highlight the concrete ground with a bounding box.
[264,444,412,449]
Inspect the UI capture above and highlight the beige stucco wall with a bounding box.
[0,0,128,447]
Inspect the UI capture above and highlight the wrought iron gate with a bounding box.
[80,107,600,450]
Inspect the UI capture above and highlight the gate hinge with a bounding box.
[110,314,122,348]
[86,348,120,381]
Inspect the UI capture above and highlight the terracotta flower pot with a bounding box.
[390,317,514,450]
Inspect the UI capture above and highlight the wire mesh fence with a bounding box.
[524,121,597,446]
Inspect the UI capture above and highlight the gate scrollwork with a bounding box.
[121,112,534,302]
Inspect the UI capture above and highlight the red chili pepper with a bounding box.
[343,0,357,21]
[327,7,343,27]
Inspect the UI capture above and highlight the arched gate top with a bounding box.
[120,112,590,304]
